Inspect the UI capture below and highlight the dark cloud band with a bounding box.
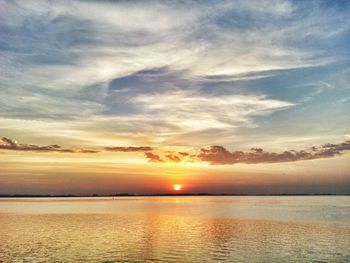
[144,140,350,165]
[105,146,153,152]
[0,137,99,154]
[2,136,349,164]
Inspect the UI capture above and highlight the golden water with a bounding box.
[1,196,349,262]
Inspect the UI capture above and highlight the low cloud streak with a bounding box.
[0,137,99,154]
[105,146,153,152]
[144,140,350,165]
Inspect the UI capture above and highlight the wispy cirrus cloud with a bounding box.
[1,0,349,150]
[130,91,294,142]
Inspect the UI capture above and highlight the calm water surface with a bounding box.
[0,196,349,263]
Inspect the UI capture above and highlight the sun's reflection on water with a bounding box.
[0,196,350,262]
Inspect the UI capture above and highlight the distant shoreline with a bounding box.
[0,193,349,198]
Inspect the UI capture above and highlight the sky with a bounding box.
[0,0,350,195]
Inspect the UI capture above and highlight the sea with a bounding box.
[0,196,349,262]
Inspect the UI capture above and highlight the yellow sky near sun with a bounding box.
[1,147,349,194]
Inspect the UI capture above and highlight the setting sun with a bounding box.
[173,184,182,191]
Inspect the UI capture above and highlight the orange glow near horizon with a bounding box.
[173,184,182,191]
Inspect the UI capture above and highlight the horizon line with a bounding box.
[1,193,349,198]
